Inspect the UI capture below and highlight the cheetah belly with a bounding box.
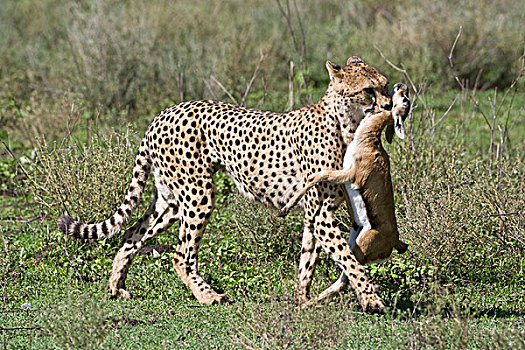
[224,167,302,209]
[212,123,302,209]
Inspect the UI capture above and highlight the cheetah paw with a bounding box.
[361,295,385,314]
[208,294,231,305]
[110,288,133,300]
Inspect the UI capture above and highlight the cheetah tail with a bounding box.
[57,140,151,240]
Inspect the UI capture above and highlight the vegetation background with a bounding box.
[1,0,524,348]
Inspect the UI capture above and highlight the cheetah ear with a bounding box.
[347,56,365,65]
[326,61,343,81]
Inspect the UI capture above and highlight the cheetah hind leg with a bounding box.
[305,228,381,308]
[313,225,359,303]
[297,273,349,311]
[109,194,177,299]
[172,181,231,305]
[302,273,380,310]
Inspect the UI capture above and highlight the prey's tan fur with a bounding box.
[279,84,410,265]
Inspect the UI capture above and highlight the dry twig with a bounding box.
[374,45,427,110]
[241,50,265,106]
[210,76,238,105]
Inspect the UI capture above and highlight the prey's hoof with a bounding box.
[394,240,409,254]
[277,210,288,218]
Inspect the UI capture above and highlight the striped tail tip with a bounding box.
[57,214,96,239]
[57,214,75,235]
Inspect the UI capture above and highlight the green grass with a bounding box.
[2,115,524,348]
[2,259,524,349]
[1,0,525,348]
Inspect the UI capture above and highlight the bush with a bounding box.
[26,129,142,225]
[37,291,116,350]
[1,0,523,130]
[202,192,304,298]
[382,84,525,297]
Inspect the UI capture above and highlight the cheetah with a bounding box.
[58,56,398,313]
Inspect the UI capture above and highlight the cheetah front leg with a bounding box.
[172,180,230,305]
[302,185,384,313]
[304,224,364,304]
[280,169,359,303]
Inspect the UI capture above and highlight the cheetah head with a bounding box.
[324,57,394,142]
[325,56,392,115]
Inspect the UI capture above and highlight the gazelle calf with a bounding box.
[279,84,410,301]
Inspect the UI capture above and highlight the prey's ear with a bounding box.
[393,110,405,139]
[326,61,343,81]
[385,124,395,143]
[386,83,410,143]
[385,111,405,143]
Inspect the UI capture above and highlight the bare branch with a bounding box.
[291,0,306,61]
[488,93,499,167]
[241,50,265,107]
[203,80,218,101]
[288,61,294,111]
[0,226,7,253]
[275,0,299,55]
[374,45,427,109]
[210,76,238,105]
[447,26,466,91]
[428,95,458,135]
[448,25,462,69]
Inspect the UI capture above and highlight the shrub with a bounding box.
[37,291,117,350]
[1,0,523,129]
[383,84,525,295]
[201,192,304,298]
[26,129,143,225]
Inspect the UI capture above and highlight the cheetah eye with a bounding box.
[364,87,374,95]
